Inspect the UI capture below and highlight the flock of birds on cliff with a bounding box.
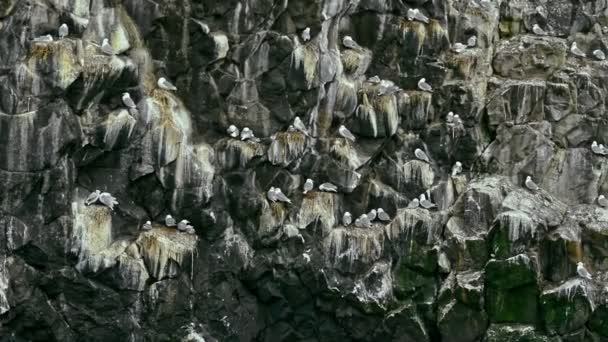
[47,4,608,279]
[38,24,191,234]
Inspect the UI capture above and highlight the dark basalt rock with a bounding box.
[2,0,608,340]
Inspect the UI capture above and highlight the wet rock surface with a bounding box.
[1,0,608,341]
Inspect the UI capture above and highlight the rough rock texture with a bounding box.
[2,0,608,341]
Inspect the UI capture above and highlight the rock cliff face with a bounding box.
[1,0,608,341]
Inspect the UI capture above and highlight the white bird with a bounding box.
[319,182,338,192]
[367,209,377,221]
[227,125,239,138]
[99,192,119,210]
[467,35,477,47]
[177,219,190,231]
[593,49,606,61]
[343,212,352,226]
[415,148,430,163]
[85,190,101,205]
[240,127,254,141]
[122,92,136,109]
[354,218,362,228]
[293,116,308,134]
[302,253,311,263]
[407,8,429,23]
[377,208,391,222]
[452,43,467,53]
[267,187,278,202]
[591,141,604,155]
[570,42,586,57]
[165,215,176,227]
[454,114,463,126]
[367,75,381,84]
[58,23,68,39]
[446,112,454,123]
[407,198,420,209]
[339,125,356,142]
[525,176,539,191]
[598,195,608,208]
[101,38,113,55]
[452,161,463,176]
[185,226,196,234]
[274,188,292,204]
[419,194,435,209]
[301,27,311,42]
[358,214,373,228]
[303,179,314,194]
[417,78,433,92]
[342,36,358,49]
[535,6,547,19]
[34,34,54,42]
[141,221,152,231]
[577,262,593,280]
[532,24,546,36]
[157,77,177,91]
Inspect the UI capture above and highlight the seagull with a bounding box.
[227,125,239,138]
[570,42,586,57]
[141,221,152,231]
[407,8,429,24]
[525,176,539,191]
[467,35,477,47]
[446,112,455,123]
[367,209,377,221]
[319,182,338,192]
[185,226,196,234]
[122,92,136,109]
[343,212,352,226]
[360,214,373,228]
[591,141,605,155]
[407,198,420,209]
[342,36,358,49]
[452,42,467,53]
[293,116,308,134]
[367,75,381,84]
[339,125,356,142]
[240,127,254,141]
[177,219,191,231]
[157,77,177,91]
[414,148,430,163]
[101,38,113,55]
[33,34,54,42]
[85,190,101,205]
[354,218,362,228]
[577,262,593,280]
[454,114,463,126]
[598,195,608,208]
[165,215,176,227]
[267,187,278,202]
[58,23,68,39]
[417,78,432,92]
[452,161,463,176]
[303,179,314,194]
[99,192,119,210]
[301,27,311,42]
[593,49,606,61]
[532,24,546,36]
[274,188,292,204]
[377,208,391,222]
[535,6,547,19]
[303,253,311,263]
[419,194,435,209]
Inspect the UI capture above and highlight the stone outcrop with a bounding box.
[2,0,608,340]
